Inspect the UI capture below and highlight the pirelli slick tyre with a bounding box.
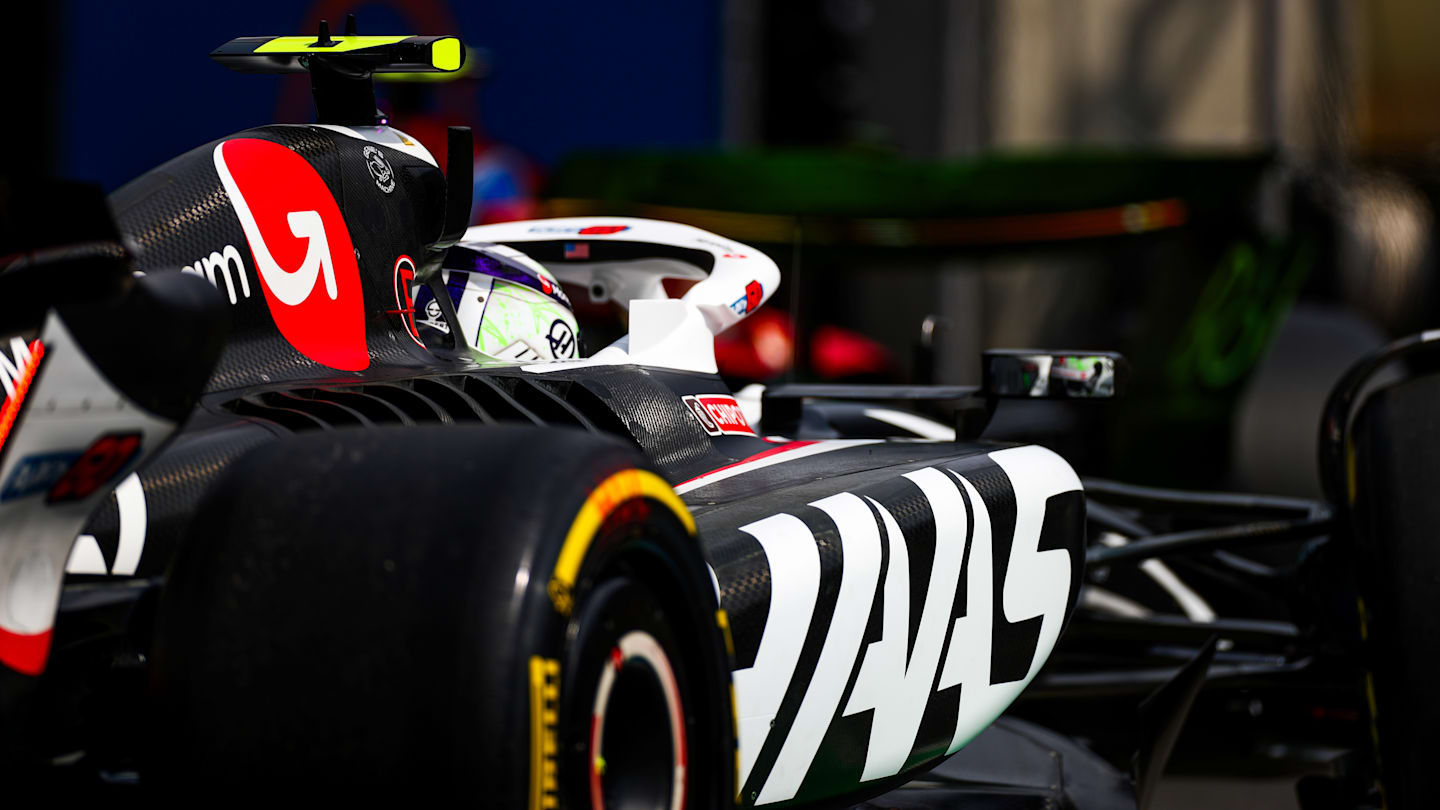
[1348,375,1440,808]
[148,426,736,806]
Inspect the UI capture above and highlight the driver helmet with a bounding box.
[414,242,580,363]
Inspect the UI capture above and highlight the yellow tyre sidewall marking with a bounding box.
[529,656,561,810]
[548,468,694,615]
[542,469,742,804]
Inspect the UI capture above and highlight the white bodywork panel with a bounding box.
[0,313,176,674]
[463,217,781,375]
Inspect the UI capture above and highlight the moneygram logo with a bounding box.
[213,138,369,371]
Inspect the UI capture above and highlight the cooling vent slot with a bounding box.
[230,383,457,429]
[222,373,639,451]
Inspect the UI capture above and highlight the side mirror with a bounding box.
[983,350,1128,399]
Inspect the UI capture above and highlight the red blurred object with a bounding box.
[715,309,794,381]
[714,312,893,382]
[810,325,892,380]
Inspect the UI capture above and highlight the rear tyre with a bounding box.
[1349,372,1440,808]
[149,425,734,806]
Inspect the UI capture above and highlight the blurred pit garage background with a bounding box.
[14,2,1440,806]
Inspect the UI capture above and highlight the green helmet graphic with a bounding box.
[415,243,580,363]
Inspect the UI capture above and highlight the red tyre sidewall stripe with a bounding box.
[589,712,604,810]
[662,650,687,810]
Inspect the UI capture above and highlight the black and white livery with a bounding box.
[0,23,1092,807]
[27,17,1433,810]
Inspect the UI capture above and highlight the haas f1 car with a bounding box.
[0,21,1432,810]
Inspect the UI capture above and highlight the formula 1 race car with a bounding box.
[0,20,1426,810]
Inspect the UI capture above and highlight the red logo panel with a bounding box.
[47,432,141,503]
[744,280,763,314]
[214,138,369,371]
[683,394,755,436]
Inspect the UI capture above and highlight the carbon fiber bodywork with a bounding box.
[17,120,1090,807]
[110,124,446,390]
[72,421,277,579]
[692,445,1084,807]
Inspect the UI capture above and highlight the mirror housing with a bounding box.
[983,350,1128,399]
